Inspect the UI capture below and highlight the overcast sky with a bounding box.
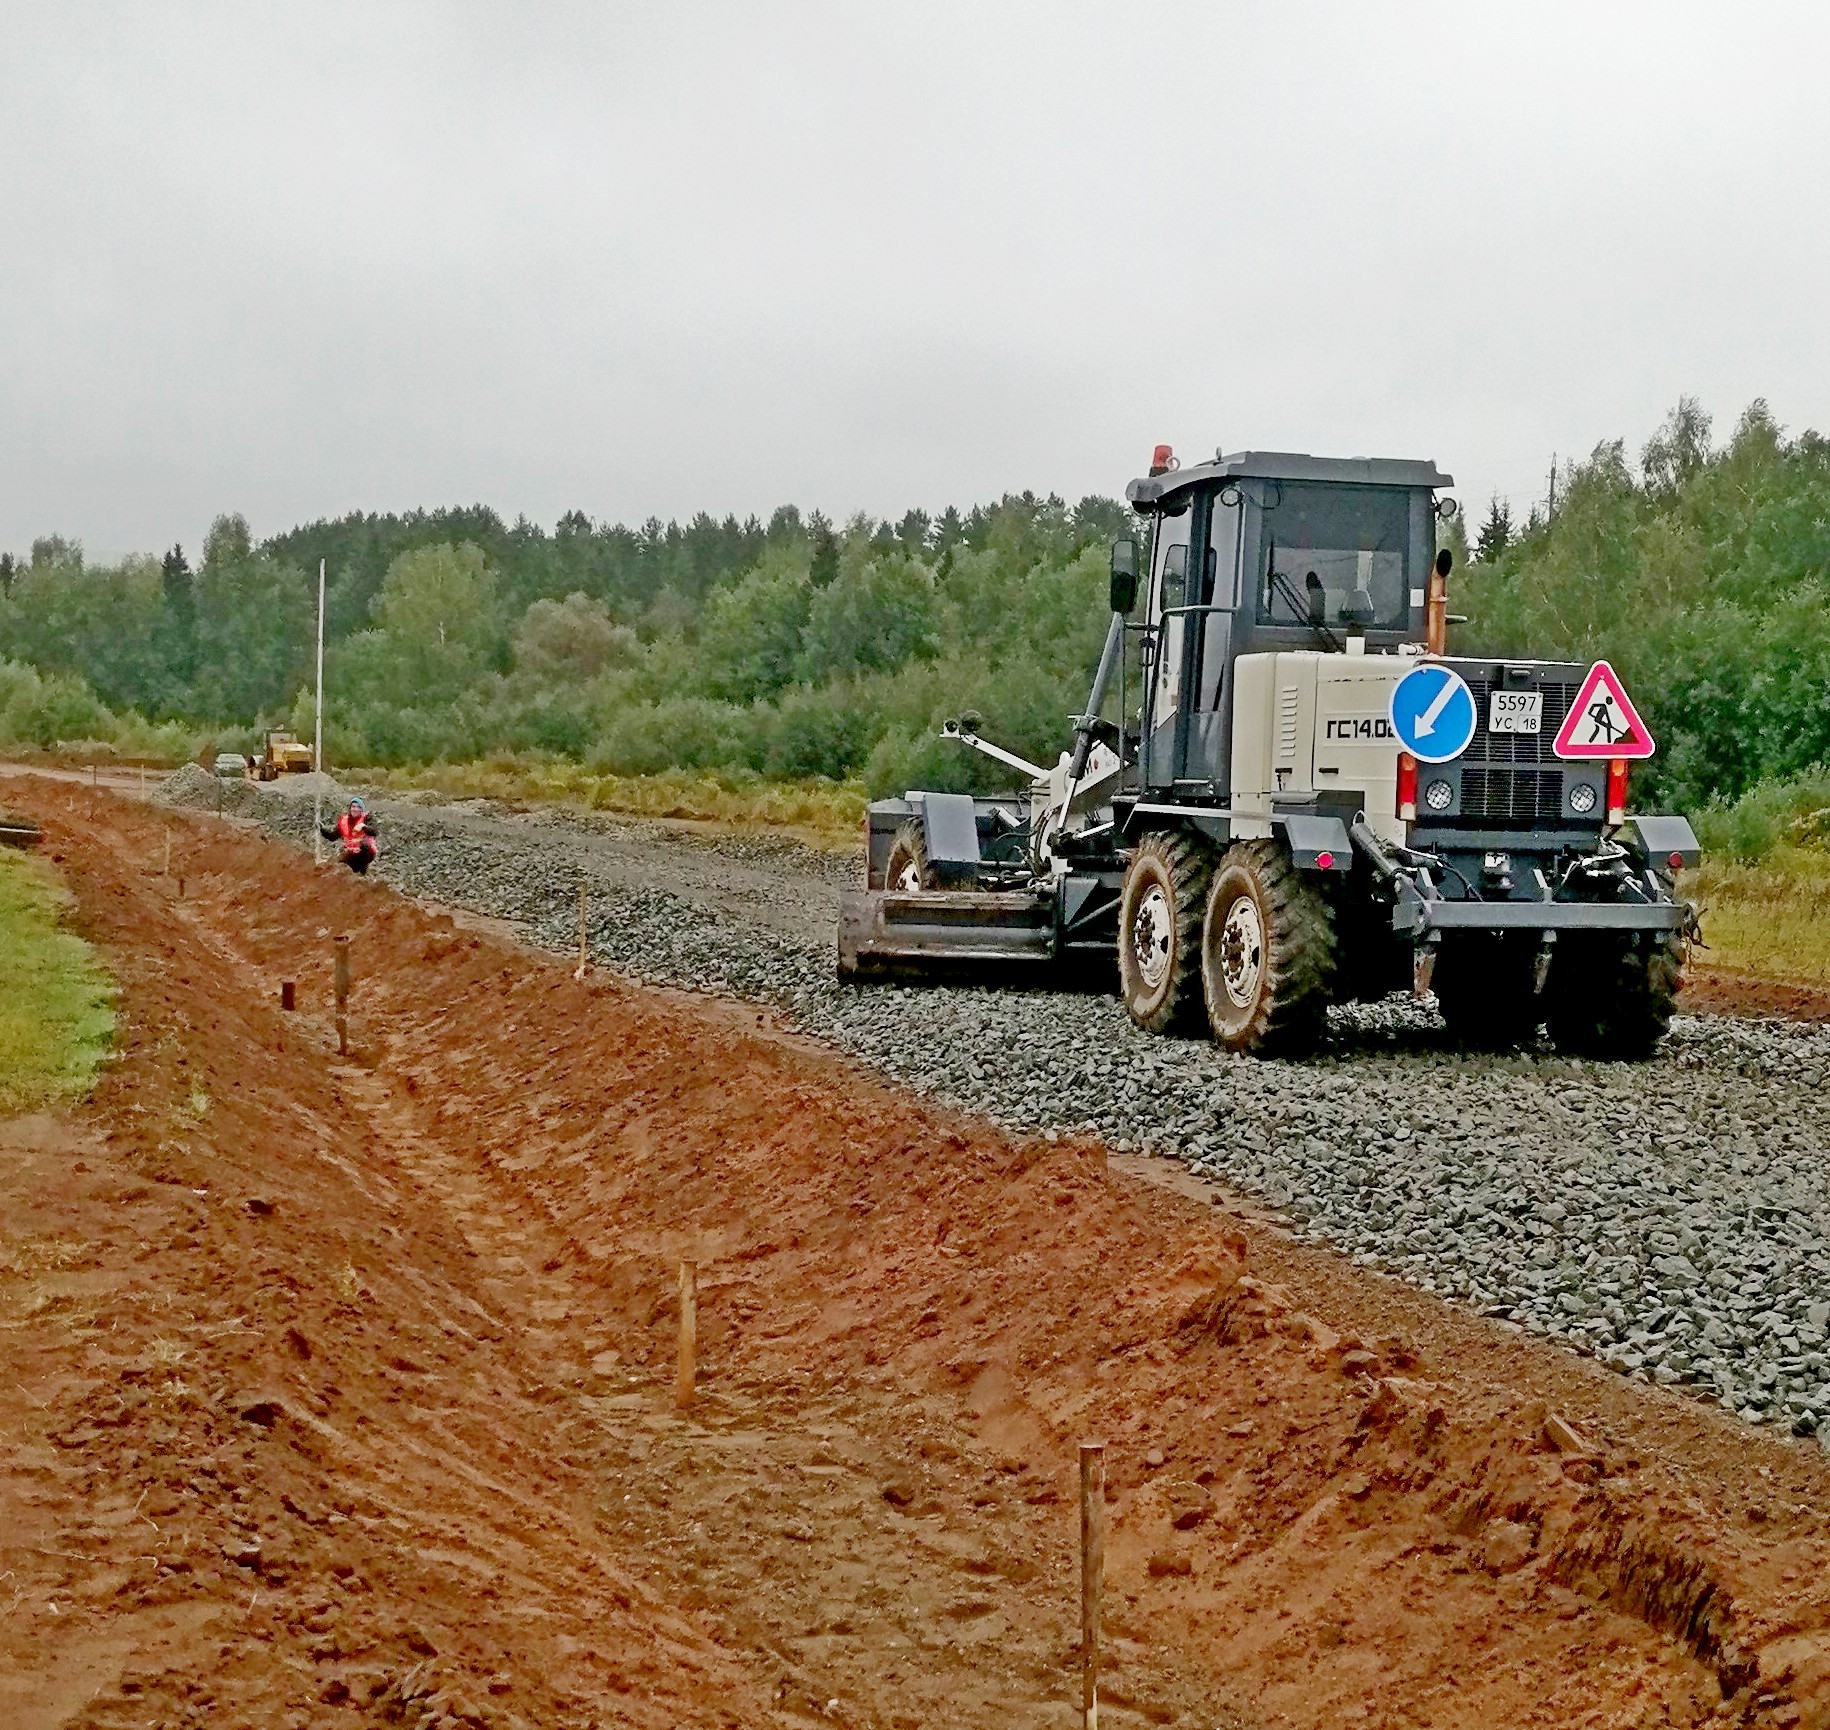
[4,2,1827,561]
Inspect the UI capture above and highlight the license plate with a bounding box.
[1488,690,1543,734]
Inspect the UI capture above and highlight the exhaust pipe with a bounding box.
[1425,548,1453,656]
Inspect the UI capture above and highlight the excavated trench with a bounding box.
[145,759,1830,1445]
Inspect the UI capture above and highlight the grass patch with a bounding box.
[352,757,867,849]
[0,848,114,1114]
[1686,845,1830,984]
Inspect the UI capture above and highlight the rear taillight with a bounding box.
[1397,751,1418,823]
[1606,757,1629,826]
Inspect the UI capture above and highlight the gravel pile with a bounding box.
[189,773,1830,1443]
[262,769,347,804]
[155,762,261,817]
[160,765,359,838]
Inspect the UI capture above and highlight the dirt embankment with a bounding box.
[1685,966,1830,1026]
[4,777,1830,1730]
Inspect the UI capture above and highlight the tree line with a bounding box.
[0,492,1129,797]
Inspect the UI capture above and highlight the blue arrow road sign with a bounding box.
[1388,664,1477,763]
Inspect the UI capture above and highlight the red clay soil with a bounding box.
[4,779,1830,1730]
[1685,966,1830,1025]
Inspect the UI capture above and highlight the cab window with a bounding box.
[1255,482,1416,632]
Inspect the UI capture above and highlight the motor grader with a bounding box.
[838,446,1699,1058]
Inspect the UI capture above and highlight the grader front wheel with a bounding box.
[882,822,935,892]
[1200,841,1337,1055]
[1546,931,1685,1059]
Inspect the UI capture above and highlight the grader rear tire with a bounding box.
[1200,841,1337,1056]
[1118,832,1213,1035]
[1546,930,1685,1059]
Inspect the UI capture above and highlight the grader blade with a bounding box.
[836,888,1056,979]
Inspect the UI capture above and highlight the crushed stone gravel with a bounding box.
[163,770,1830,1443]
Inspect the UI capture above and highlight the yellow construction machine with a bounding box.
[257,729,314,781]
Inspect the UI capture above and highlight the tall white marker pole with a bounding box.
[313,557,326,864]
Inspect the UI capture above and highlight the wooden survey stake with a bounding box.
[675,1261,697,1409]
[334,936,350,1056]
[1080,1441,1105,1730]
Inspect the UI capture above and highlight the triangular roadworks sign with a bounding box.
[1553,660,1656,759]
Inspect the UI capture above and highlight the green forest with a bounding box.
[0,494,1129,802]
[2,397,1827,855]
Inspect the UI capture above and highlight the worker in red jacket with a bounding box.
[329,798,379,875]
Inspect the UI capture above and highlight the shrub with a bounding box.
[1694,766,1830,863]
[587,698,757,776]
[862,725,1025,800]
[0,660,116,748]
[762,685,878,779]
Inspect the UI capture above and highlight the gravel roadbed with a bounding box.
[164,765,1830,1443]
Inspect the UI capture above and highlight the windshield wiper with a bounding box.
[1266,563,1342,652]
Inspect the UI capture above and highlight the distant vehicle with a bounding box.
[212,752,248,781]
[257,729,314,781]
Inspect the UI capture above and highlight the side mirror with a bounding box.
[1108,538,1139,614]
[1435,548,1453,578]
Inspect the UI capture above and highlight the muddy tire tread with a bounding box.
[1118,832,1214,1036]
[1203,840,1337,1056]
[883,822,935,892]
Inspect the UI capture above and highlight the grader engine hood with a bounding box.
[1231,653,1410,841]
[1405,658,1607,834]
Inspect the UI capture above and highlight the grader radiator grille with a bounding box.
[1456,767,1567,827]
